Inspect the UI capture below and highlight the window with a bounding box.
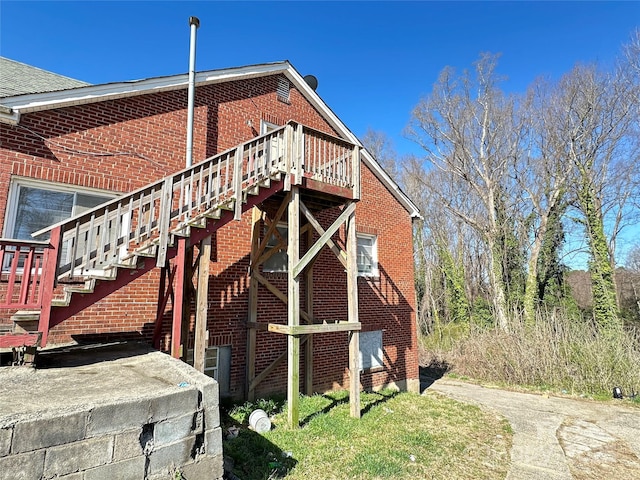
[186,345,231,396]
[260,120,279,135]
[357,233,378,277]
[262,224,288,273]
[359,330,383,371]
[4,178,115,271]
[5,178,114,242]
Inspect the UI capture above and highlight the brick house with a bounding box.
[0,57,421,414]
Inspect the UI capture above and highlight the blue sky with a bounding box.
[1,1,639,267]
[1,1,638,158]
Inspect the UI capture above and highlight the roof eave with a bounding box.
[0,59,422,219]
[0,62,291,117]
[0,106,19,125]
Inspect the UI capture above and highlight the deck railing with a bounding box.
[0,239,53,309]
[29,122,359,284]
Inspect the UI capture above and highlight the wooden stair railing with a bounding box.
[1,121,360,349]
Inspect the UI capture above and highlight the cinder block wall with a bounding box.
[0,367,223,479]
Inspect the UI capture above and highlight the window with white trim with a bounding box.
[260,120,279,135]
[3,178,116,270]
[5,178,114,242]
[262,223,288,273]
[186,345,231,396]
[356,233,378,277]
[359,330,383,371]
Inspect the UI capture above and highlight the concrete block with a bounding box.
[56,472,84,480]
[165,355,219,409]
[150,389,198,422]
[0,449,45,480]
[154,412,195,447]
[197,378,219,409]
[181,453,225,480]
[12,411,87,453]
[193,409,204,435]
[87,398,151,436]
[0,427,12,457]
[114,428,144,461]
[43,435,113,477]
[84,456,146,480]
[147,435,196,475]
[204,404,220,430]
[205,427,223,457]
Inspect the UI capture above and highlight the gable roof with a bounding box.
[0,59,421,219]
[0,57,89,97]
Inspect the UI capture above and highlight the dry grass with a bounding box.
[421,310,640,399]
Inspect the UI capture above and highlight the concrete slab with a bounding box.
[0,342,206,426]
[423,375,640,480]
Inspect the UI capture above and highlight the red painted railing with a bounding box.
[0,239,53,309]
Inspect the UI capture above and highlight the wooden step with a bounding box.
[11,310,40,334]
[65,279,96,294]
[246,184,261,196]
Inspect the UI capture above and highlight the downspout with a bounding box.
[186,16,200,168]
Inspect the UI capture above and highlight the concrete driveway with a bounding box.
[422,375,640,480]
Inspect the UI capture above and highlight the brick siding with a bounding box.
[0,73,418,396]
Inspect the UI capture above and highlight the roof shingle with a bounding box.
[0,56,89,98]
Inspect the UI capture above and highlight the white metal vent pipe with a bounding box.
[186,16,200,168]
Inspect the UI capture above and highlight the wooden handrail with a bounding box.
[27,121,359,282]
[0,239,53,309]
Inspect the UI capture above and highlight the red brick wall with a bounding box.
[0,73,417,396]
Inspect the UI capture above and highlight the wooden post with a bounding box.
[38,226,62,347]
[171,237,187,359]
[153,265,168,350]
[304,226,314,395]
[287,186,300,427]
[247,207,262,401]
[194,236,211,373]
[346,205,360,418]
[181,245,194,361]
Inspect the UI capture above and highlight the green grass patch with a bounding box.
[222,390,511,479]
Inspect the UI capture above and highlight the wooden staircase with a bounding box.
[0,122,359,359]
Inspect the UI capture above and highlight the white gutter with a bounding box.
[0,63,290,119]
[185,16,200,168]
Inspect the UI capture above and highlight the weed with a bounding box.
[421,309,640,398]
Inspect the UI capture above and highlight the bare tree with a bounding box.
[518,78,573,324]
[406,53,527,330]
[627,245,640,317]
[553,60,639,332]
[360,128,400,182]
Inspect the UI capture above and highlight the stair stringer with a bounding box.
[46,177,286,331]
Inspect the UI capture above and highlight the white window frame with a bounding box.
[186,346,220,380]
[4,177,116,241]
[3,177,118,272]
[186,345,232,395]
[260,120,279,135]
[356,233,379,277]
[359,330,384,371]
[262,223,288,273]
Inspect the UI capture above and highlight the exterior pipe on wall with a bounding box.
[186,16,200,168]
